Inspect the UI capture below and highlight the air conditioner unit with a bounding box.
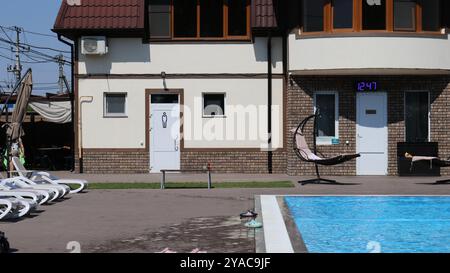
[81,36,108,55]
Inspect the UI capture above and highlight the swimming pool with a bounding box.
[284,196,450,253]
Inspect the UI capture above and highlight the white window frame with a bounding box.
[313,91,339,145]
[104,92,128,118]
[202,92,227,118]
[404,90,431,142]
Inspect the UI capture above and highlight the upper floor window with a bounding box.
[394,0,416,31]
[333,0,354,30]
[149,0,250,40]
[362,0,386,30]
[301,0,442,34]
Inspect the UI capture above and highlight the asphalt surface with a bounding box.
[1,175,449,253]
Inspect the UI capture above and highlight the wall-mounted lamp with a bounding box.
[161,71,168,90]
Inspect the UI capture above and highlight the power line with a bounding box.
[0,26,13,42]
[0,25,56,38]
[0,53,50,64]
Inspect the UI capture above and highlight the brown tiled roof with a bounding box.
[252,0,279,29]
[53,0,145,31]
[54,0,280,34]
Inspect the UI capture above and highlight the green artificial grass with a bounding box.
[87,181,294,190]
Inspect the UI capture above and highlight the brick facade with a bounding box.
[181,150,287,174]
[75,76,450,176]
[75,150,149,174]
[287,75,450,176]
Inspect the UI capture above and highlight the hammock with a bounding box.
[293,112,360,185]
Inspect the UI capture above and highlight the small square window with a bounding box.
[203,93,225,117]
[104,93,127,117]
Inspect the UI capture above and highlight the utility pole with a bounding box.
[57,54,65,94]
[6,26,29,84]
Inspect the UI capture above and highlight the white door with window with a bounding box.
[356,92,388,175]
[150,94,180,173]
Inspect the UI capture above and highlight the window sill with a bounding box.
[316,137,339,146]
[103,115,128,119]
[202,115,227,119]
[145,38,252,44]
[296,30,448,40]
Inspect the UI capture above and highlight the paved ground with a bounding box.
[1,175,450,253]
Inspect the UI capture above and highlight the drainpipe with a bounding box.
[57,34,76,171]
[267,32,273,174]
[78,96,93,173]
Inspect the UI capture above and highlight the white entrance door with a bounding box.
[356,92,388,175]
[150,95,180,173]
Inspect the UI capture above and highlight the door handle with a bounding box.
[174,136,179,151]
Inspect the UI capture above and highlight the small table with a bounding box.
[160,169,212,190]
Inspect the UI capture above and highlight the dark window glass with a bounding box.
[200,0,223,37]
[422,0,440,31]
[173,0,197,37]
[333,0,353,29]
[315,94,336,137]
[394,0,416,31]
[204,94,225,116]
[405,92,429,142]
[228,0,248,36]
[151,94,179,104]
[105,94,126,115]
[149,0,171,38]
[362,0,386,30]
[303,0,325,32]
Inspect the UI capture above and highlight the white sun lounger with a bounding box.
[0,199,13,220]
[0,182,50,205]
[0,178,60,202]
[0,197,31,220]
[0,189,40,207]
[12,157,88,194]
[0,197,32,218]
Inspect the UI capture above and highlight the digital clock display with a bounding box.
[356,81,378,92]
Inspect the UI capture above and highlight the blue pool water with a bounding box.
[284,196,450,253]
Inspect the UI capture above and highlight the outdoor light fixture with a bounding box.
[161,71,168,90]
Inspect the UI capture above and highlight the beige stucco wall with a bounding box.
[78,78,284,149]
[289,33,450,72]
[78,37,283,75]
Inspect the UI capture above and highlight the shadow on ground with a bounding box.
[87,216,255,253]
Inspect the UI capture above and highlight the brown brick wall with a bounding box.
[181,150,287,174]
[75,149,286,174]
[75,150,149,174]
[287,75,450,176]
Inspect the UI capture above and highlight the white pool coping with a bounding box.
[260,195,294,253]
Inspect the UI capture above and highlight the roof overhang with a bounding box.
[290,68,450,76]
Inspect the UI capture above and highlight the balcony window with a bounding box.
[173,0,197,38]
[200,0,223,37]
[362,0,386,30]
[303,0,326,32]
[149,0,250,40]
[301,0,442,34]
[394,0,416,31]
[333,0,354,30]
[228,0,249,36]
[421,0,440,32]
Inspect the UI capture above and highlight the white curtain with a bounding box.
[29,101,72,124]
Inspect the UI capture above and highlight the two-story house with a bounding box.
[54,0,286,174]
[54,0,450,176]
